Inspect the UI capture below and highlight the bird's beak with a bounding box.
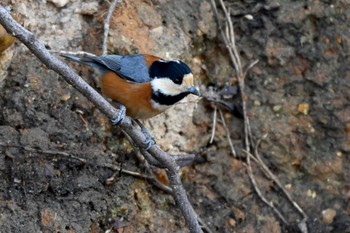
[187,86,201,96]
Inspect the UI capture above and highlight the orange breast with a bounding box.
[100,72,162,119]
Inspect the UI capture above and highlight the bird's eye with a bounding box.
[173,77,181,84]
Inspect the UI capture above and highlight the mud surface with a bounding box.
[0,0,350,232]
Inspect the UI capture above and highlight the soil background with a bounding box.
[0,0,349,232]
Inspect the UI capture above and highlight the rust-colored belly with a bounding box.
[100,72,162,119]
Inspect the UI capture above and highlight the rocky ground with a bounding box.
[0,0,349,232]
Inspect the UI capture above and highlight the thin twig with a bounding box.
[121,129,172,193]
[198,216,214,233]
[121,129,163,167]
[173,153,197,167]
[122,129,191,193]
[209,105,217,144]
[101,163,151,179]
[244,150,289,225]
[102,0,121,55]
[0,143,86,163]
[243,59,259,78]
[0,142,168,185]
[211,0,250,151]
[0,7,202,233]
[210,0,307,231]
[218,109,236,156]
[253,137,308,221]
[102,163,172,193]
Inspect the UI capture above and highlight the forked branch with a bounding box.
[0,6,203,233]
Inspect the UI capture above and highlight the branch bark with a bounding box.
[0,5,202,233]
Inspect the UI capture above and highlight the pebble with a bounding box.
[227,217,236,227]
[321,208,336,224]
[60,94,71,102]
[298,103,309,115]
[254,100,261,106]
[80,2,99,15]
[244,14,254,20]
[307,189,317,199]
[273,104,282,112]
[48,0,69,8]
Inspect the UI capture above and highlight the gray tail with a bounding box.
[61,54,96,66]
[61,53,113,75]
[62,54,109,72]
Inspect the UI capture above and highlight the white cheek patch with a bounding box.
[151,78,183,96]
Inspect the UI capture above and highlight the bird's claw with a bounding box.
[142,139,155,151]
[111,102,126,125]
[135,119,156,151]
[141,132,156,151]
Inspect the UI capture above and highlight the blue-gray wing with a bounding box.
[93,54,152,83]
[62,54,151,83]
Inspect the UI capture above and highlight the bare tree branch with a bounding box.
[0,6,203,233]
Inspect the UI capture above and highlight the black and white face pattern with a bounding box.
[149,59,199,111]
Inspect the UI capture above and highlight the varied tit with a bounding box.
[61,53,200,124]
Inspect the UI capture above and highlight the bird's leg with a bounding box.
[134,119,156,150]
[110,101,126,125]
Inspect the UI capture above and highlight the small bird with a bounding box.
[62,53,200,119]
[62,53,200,148]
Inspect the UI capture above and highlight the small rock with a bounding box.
[80,2,99,15]
[307,189,317,199]
[60,93,71,102]
[14,178,21,184]
[336,151,342,157]
[321,208,336,224]
[244,14,254,20]
[227,217,236,227]
[298,103,309,115]
[273,104,283,112]
[48,0,69,8]
[254,100,261,106]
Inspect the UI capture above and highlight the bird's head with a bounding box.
[149,59,200,108]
